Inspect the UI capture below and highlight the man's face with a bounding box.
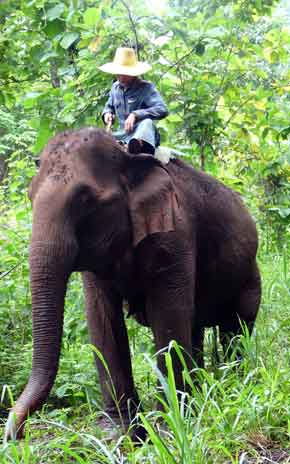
[117,74,136,87]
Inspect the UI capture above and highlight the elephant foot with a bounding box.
[97,414,147,443]
[4,411,25,443]
[97,415,123,441]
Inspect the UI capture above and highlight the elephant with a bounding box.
[5,127,261,441]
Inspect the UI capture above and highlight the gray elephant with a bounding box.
[5,127,261,441]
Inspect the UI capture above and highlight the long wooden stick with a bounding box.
[106,120,112,134]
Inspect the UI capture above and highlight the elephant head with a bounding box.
[5,127,180,440]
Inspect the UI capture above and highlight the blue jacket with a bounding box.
[102,79,168,130]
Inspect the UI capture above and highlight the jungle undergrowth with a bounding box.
[0,244,289,463]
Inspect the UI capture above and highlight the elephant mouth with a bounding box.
[73,250,118,276]
[74,232,133,275]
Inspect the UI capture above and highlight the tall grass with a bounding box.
[0,249,289,463]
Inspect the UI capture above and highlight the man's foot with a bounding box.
[128,138,144,154]
[128,138,155,155]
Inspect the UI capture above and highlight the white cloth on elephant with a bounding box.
[155,146,189,164]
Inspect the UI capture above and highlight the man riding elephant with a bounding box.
[99,47,168,155]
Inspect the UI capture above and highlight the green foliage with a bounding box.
[1,0,289,242]
[0,233,289,461]
[0,109,35,182]
[0,0,289,461]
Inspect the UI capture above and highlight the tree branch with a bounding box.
[212,42,235,114]
[223,94,254,129]
[0,262,23,280]
[1,77,51,86]
[119,0,140,57]
[49,59,60,88]
[157,45,198,82]
[1,77,34,85]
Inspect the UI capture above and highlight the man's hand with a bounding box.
[104,113,114,125]
[125,113,136,133]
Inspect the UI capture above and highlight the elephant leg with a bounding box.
[147,294,194,394]
[220,263,261,361]
[139,235,195,392]
[147,297,194,390]
[82,272,141,435]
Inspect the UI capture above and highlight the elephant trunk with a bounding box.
[5,232,77,441]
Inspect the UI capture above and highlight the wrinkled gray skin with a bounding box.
[5,128,261,441]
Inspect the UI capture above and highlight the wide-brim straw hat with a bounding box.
[99,47,151,76]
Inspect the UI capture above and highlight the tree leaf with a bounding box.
[46,4,65,21]
[268,207,290,219]
[43,19,65,38]
[55,384,69,398]
[40,51,59,63]
[60,32,79,50]
[279,126,290,140]
[88,36,101,53]
[22,92,42,109]
[83,7,100,28]
[33,118,53,153]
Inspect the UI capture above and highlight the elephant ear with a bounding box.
[122,154,180,247]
